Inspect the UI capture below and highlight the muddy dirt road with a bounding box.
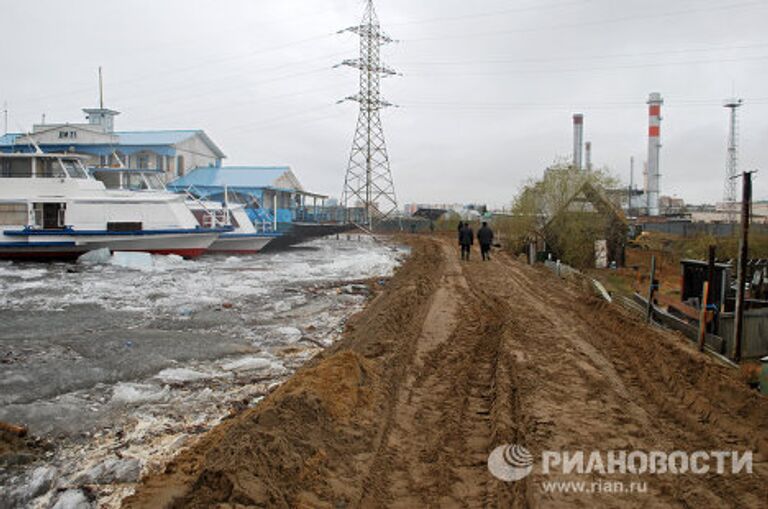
[125,237,768,508]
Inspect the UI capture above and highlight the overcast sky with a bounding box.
[1,0,767,207]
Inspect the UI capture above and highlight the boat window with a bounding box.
[0,159,33,178]
[61,159,88,179]
[93,171,121,189]
[107,221,143,232]
[33,203,66,229]
[125,173,149,190]
[0,203,28,225]
[37,159,67,178]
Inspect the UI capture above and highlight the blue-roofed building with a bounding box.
[167,166,329,231]
[0,106,225,181]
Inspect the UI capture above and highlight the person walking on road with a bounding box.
[477,221,494,261]
[459,222,474,261]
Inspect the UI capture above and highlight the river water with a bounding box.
[0,236,406,508]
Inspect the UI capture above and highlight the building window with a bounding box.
[58,131,77,139]
[136,154,150,170]
[156,155,164,171]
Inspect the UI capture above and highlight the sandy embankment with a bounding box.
[124,236,768,508]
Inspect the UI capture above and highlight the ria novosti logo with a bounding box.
[488,444,753,482]
[487,444,534,481]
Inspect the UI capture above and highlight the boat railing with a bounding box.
[183,186,231,228]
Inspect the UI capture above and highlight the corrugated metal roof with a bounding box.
[115,130,200,146]
[168,166,294,190]
[1,130,225,159]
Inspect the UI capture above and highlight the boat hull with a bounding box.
[1,229,223,261]
[206,234,275,254]
[0,242,86,261]
[80,232,220,259]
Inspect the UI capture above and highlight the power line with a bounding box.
[404,0,766,42]
[395,42,768,66]
[398,96,768,112]
[138,83,344,126]
[402,54,768,77]
[388,0,591,27]
[8,32,339,109]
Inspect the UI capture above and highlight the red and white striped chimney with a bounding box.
[646,92,663,216]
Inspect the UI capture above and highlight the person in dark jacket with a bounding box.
[459,222,474,261]
[477,221,494,261]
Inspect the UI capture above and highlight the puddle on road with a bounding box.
[0,237,408,508]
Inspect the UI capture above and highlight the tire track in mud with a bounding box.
[472,249,768,508]
[358,242,528,508]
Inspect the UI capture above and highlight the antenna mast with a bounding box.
[2,101,7,136]
[338,0,399,225]
[99,66,104,109]
[723,98,743,209]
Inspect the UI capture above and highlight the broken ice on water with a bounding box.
[0,237,406,508]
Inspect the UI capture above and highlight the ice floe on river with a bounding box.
[0,236,408,508]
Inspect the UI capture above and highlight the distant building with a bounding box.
[689,201,768,224]
[403,202,486,219]
[659,196,685,216]
[0,106,225,182]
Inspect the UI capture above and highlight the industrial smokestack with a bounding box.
[646,93,663,216]
[585,141,592,172]
[572,114,584,170]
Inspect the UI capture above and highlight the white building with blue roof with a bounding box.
[167,166,329,230]
[0,105,225,182]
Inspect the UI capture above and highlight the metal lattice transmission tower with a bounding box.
[723,98,743,205]
[338,0,398,225]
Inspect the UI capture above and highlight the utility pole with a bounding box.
[646,255,657,323]
[338,0,399,226]
[732,170,755,362]
[629,156,635,216]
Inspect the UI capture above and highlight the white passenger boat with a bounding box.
[0,153,226,260]
[90,167,278,254]
[186,200,276,254]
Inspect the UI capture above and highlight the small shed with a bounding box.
[542,181,628,268]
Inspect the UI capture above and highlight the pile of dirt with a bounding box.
[123,239,444,508]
